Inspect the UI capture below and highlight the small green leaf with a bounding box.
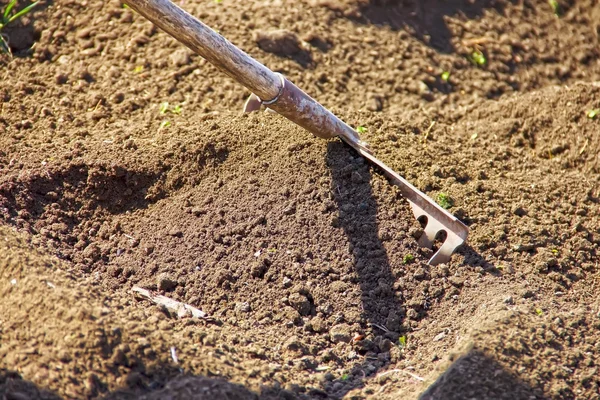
[160,120,171,129]
[436,193,454,209]
[469,49,486,66]
[341,374,350,381]
[172,104,182,114]
[356,126,367,134]
[3,0,17,21]
[8,1,39,24]
[441,71,450,82]
[535,308,543,316]
[587,109,599,119]
[133,65,144,73]
[548,0,561,16]
[403,254,415,265]
[398,335,407,348]
[159,102,169,114]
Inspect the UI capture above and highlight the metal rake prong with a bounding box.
[343,140,469,266]
[408,200,467,265]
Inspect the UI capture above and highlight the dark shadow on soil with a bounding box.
[419,348,546,400]
[1,349,545,400]
[337,0,514,53]
[324,141,407,396]
[459,243,499,274]
[0,369,61,400]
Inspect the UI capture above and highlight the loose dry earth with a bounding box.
[1,0,599,399]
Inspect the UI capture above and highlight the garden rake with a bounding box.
[123,0,468,265]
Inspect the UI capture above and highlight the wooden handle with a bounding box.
[123,0,281,102]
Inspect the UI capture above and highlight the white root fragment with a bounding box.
[377,369,425,382]
[132,286,208,319]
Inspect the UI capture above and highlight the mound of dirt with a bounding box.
[1,0,599,399]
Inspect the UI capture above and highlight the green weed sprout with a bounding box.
[398,335,407,349]
[160,120,171,129]
[469,49,486,66]
[548,0,561,16]
[341,374,350,381]
[441,71,450,82]
[403,254,415,264]
[0,0,39,54]
[159,102,170,114]
[436,193,454,209]
[587,109,599,119]
[159,102,183,115]
[356,126,367,134]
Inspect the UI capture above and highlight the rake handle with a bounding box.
[122,0,362,145]
[123,0,280,102]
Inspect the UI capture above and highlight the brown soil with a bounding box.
[1,0,599,399]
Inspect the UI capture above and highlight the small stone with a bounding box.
[365,94,383,111]
[310,316,326,333]
[521,289,535,299]
[289,292,311,316]
[413,268,427,280]
[251,262,267,278]
[254,29,304,56]
[386,310,402,332]
[55,73,69,85]
[282,276,292,288]
[170,49,191,67]
[511,205,527,216]
[407,309,419,320]
[448,276,465,287]
[504,296,514,305]
[433,332,446,341]
[168,229,183,238]
[157,273,177,292]
[235,302,251,313]
[330,323,352,343]
[284,335,305,353]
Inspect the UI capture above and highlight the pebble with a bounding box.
[235,302,251,313]
[157,273,177,292]
[329,323,352,343]
[288,292,311,316]
[504,296,514,305]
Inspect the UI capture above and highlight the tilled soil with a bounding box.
[1,0,599,399]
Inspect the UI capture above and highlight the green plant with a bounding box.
[468,49,486,66]
[403,254,415,264]
[548,0,561,16]
[398,335,407,349]
[436,193,454,209]
[159,102,170,114]
[341,374,350,381]
[440,71,450,82]
[356,126,367,134]
[160,120,171,129]
[587,109,599,119]
[0,0,39,54]
[159,102,183,115]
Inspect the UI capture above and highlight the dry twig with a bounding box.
[132,286,209,319]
